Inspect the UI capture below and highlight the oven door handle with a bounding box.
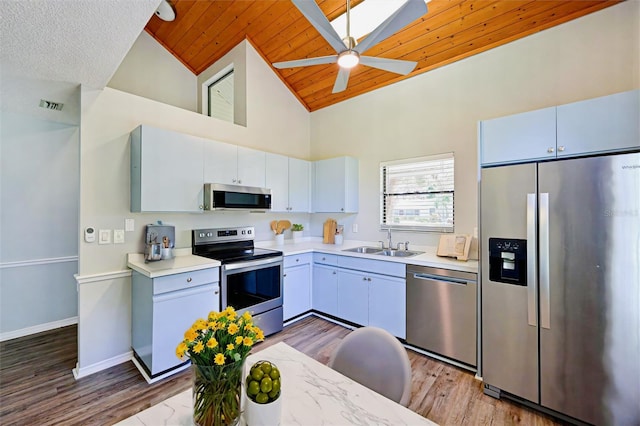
[223,257,283,272]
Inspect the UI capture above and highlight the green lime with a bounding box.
[268,389,280,399]
[260,362,272,375]
[255,392,269,404]
[260,376,272,393]
[250,367,264,381]
[269,368,280,380]
[271,378,280,393]
[247,380,260,396]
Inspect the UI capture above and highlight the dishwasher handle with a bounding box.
[411,272,472,286]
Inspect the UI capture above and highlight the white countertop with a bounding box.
[257,238,478,274]
[115,342,437,426]
[127,250,221,278]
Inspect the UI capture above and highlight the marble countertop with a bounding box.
[127,250,221,278]
[115,342,438,426]
[257,238,478,274]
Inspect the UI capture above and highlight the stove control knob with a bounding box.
[199,233,205,238]
[248,229,252,234]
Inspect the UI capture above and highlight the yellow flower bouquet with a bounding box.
[177,307,264,426]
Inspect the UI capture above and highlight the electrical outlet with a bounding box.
[114,229,125,244]
[352,223,358,233]
[99,229,112,244]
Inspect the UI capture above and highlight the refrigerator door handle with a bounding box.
[539,192,551,330]
[526,193,538,327]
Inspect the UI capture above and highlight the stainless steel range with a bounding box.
[192,226,284,336]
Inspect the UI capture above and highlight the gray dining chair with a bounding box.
[328,326,412,406]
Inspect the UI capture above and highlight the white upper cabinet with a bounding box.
[266,153,311,213]
[238,146,266,188]
[265,153,289,211]
[480,107,557,166]
[557,89,639,157]
[480,90,639,166]
[130,125,204,213]
[288,157,311,212]
[203,141,266,188]
[313,156,359,213]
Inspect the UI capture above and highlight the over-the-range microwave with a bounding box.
[204,183,272,211]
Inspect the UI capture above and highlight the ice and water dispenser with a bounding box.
[488,238,527,285]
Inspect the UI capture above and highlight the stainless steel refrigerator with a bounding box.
[480,152,639,425]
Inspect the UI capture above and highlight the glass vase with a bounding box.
[192,359,244,426]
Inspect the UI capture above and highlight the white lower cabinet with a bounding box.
[131,268,220,377]
[368,274,406,339]
[306,254,407,339]
[283,254,312,321]
[337,269,369,326]
[312,264,338,317]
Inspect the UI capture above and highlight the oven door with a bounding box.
[221,257,283,316]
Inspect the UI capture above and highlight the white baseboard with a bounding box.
[0,316,78,342]
[72,351,133,380]
[131,357,191,384]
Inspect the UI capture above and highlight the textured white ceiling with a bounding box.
[0,0,160,124]
[1,0,160,89]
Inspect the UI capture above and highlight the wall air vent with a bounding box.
[39,99,64,111]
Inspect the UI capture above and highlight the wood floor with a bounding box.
[0,316,563,425]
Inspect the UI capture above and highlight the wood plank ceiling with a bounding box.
[145,0,621,112]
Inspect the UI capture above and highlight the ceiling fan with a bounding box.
[272,0,428,93]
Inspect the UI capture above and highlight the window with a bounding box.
[380,153,454,232]
[207,68,234,123]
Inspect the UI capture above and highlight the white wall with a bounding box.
[108,31,198,112]
[76,40,310,372]
[0,111,79,339]
[309,1,640,247]
[75,0,638,375]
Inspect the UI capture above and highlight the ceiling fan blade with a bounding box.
[360,56,417,75]
[273,55,338,69]
[332,68,351,93]
[354,0,427,54]
[292,0,346,54]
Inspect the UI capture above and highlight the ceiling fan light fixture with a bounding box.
[337,51,360,69]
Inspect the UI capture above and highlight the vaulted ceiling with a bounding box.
[144,0,620,112]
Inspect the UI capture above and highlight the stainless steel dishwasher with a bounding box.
[406,265,477,366]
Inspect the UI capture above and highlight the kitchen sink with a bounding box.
[342,246,424,258]
[378,249,424,257]
[342,246,383,254]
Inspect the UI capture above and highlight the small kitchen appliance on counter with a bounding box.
[145,222,175,262]
[192,226,284,336]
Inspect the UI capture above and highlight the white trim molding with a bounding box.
[0,316,78,342]
[72,351,133,380]
[74,269,132,285]
[0,256,78,269]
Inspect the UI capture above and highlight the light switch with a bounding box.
[125,218,135,232]
[114,229,125,244]
[99,229,112,244]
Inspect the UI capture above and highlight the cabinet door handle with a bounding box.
[547,147,555,153]
[558,146,565,152]
[362,277,367,281]
[283,273,287,277]
[367,278,371,282]
[332,271,336,275]
[186,277,192,283]
[238,179,242,184]
[296,259,299,262]
[214,290,219,295]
